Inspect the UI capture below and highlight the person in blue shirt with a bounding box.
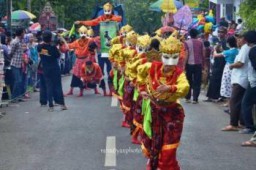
[213,36,239,112]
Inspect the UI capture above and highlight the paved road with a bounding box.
[0,76,255,170]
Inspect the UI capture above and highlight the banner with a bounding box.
[100,21,118,58]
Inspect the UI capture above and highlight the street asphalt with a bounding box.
[0,76,255,170]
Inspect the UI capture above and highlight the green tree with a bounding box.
[239,0,256,30]
[123,0,162,34]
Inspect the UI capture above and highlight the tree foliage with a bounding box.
[239,0,256,30]
[11,0,163,33]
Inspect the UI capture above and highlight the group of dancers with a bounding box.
[62,2,189,170]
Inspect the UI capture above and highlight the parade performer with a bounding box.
[118,30,138,128]
[111,24,133,46]
[75,2,122,26]
[75,2,123,97]
[139,36,189,170]
[127,34,152,144]
[65,26,95,97]
[80,60,105,95]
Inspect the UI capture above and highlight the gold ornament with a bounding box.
[137,35,151,49]
[126,31,138,46]
[103,2,113,11]
[159,36,182,54]
[78,26,88,34]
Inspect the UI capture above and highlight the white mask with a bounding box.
[80,33,86,38]
[161,53,179,66]
[125,41,130,47]
[104,10,112,15]
[136,45,146,54]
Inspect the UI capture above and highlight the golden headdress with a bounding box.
[120,24,133,34]
[87,28,94,37]
[126,31,138,46]
[103,2,113,11]
[159,36,182,54]
[78,26,88,34]
[137,35,151,48]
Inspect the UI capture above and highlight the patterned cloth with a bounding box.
[221,64,232,98]
[72,58,89,78]
[10,38,23,68]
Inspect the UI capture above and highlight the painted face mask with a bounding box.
[80,33,87,38]
[161,53,179,66]
[136,45,146,54]
[103,2,113,15]
[104,9,112,15]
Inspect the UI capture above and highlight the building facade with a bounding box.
[209,0,243,23]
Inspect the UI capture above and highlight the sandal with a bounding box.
[221,125,239,131]
[241,141,256,147]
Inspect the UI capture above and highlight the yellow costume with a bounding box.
[139,36,189,170]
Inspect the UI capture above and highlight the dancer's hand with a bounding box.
[74,21,80,25]
[140,91,149,99]
[156,85,171,93]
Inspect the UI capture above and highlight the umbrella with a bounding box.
[11,10,36,20]
[149,0,183,12]
[29,22,41,33]
[173,5,192,30]
[161,0,177,13]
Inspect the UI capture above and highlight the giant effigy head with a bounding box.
[159,34,182,66]
[136,34,151,54]
[78,26,88,38]
[103,2,113,15]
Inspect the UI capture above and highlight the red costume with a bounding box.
[79,15,122,27]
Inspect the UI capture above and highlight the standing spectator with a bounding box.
[242,132,256,147]
[28,34,39,91]
[21,44,30,98]
[213,36,239,111]
[202,41,212,89]
[37,31,67,112]
[222,32,250,131]
[9,28,25,102]
[219,17,229,28]
[184,29,204,104]
[240,31,256,134]
[204,27,228,102]
[236,19,243,33]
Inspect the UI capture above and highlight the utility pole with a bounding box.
[7,0,12,31]
[27,0,31,12]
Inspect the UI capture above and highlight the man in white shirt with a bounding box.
[222,32,250,131]
[240,31,256,134]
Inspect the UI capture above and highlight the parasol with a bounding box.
[29,22,41,32]
[11,10,36,20]
[149,0,183,12]
[173,5,192,30]
[161,0,177,13]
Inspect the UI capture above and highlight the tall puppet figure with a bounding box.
[139,36,189,170]
[65,26,95,97]
[75,2,122,96]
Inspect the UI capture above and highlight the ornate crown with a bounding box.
[78,26,88,33]
[159,36,182,54]
[126,31,138,46]
[137,35,151,48]
[87,28,94,36]
[103,2,113,11]
[120,24,133,34]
